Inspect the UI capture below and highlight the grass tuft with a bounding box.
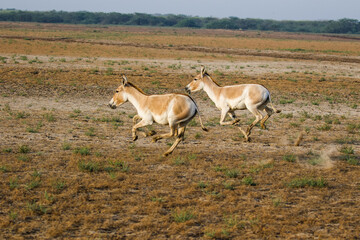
[283,154,296,162]
[241,176,256,186]
[78,160,100,172]
[27,201,48,215]
[19,145,31,153]
[224,169,239,178]
[43,113,56,122]
[173,209,195,223]
[339,146,354,155]
[197,181,208,189]
[62,142,71,150]
[288,177,327,188]
[73,147,91,155]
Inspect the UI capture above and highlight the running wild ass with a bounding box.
[185,66,280,141]
[109,75,208,156]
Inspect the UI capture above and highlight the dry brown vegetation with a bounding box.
[1,22,359,239]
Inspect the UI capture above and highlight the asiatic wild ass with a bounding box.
[185,66,280,141]
[109,75,208,156]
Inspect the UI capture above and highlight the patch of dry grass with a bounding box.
[0,22,359,239]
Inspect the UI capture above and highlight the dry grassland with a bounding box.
[0,22,359,239]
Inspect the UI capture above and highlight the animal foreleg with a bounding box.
[132,119,152,141]
[133,115,156,137]
[220,108,238,125]
[133,115,141,125]
[132,115,146,137]
[228,111,241,125]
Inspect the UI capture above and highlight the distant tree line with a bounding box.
[0,9,359,34]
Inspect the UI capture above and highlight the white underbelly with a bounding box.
[227,99,246,110]
[153,114,168,125]
[233,102,247,110]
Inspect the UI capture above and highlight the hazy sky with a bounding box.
[1,0,359,21]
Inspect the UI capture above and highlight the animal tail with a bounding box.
[197,111,208,132]
[268,94,281,113]
[187,94,208,132]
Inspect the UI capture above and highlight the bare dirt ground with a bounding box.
[0,23,359,239]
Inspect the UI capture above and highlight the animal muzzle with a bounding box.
[108,103,117,109]
[185,86,191,94]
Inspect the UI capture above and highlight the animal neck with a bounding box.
[125,85,148,112]
[203,75,221,103]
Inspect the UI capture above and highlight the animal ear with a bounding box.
[122,75,128,86]
[200,66,206,78]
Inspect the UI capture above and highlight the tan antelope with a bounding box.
[109,75,208,156]
[185,66,280,141]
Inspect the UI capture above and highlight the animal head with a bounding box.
[109,75,129,109]
[185,66,207,94]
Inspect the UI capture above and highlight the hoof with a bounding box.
[244,137,251,142]
[163,152,171,157]
[232,119,241,125]
[147,130,156,136]
[152,137,159,143]
[260,125,266,130]
[132,135,138,141]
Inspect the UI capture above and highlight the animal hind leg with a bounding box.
[236,126,250,142]
[246,107,264,136]
[152,125,176,143]
[223,109,249,141]
[174,127,179,136]
[260,106,273,129]
[163,126,186,156]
